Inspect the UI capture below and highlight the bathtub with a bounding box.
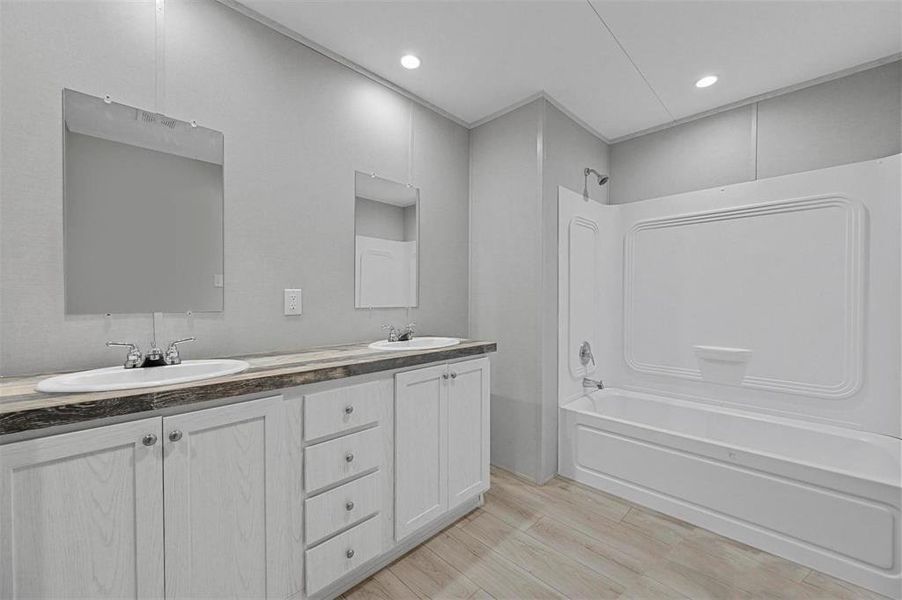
[559,388,902,598]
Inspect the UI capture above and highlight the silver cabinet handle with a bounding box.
[142,433,158,446]
[346,549,355,559]
[345,501,355,511]
[168,430,183,442]
[442,372,450,380]
[450,372,458,379]
[344,405,354,415]
[345,452,354,463]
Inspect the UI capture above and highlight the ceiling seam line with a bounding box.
[584,0,675,123]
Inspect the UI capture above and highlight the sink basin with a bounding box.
[36,359,250,393]
[368,337,460,351]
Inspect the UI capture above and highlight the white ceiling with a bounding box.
[238,0,902,141]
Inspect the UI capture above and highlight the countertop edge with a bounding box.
[0,341,497,437]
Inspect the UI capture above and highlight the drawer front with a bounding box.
[305,426,382,493]
[304,381,385,441]
[305,471,381,545]
[305,516,381,595]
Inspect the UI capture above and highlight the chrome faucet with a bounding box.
[381,323,400,342]
[399,322,416,341]
[381,323,416,342]
[164,338,196,365]
[582,377,605,390]
[107,337,196,368]
[105,342,143,369]
[578,341,603,389]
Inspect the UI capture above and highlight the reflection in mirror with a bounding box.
[63,89,224,314]
[354,172,419,308]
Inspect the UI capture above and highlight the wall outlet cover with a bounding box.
[284,289,302,316]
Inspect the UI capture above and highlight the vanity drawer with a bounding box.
[305,426,382,493]
[306,516,382,595]
[305,470,381,545]
[304,381,383,441]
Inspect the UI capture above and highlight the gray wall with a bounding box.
[470,98,607,483]
[0,0,469,376]
[610,61,902,204]
[470,99,543,480]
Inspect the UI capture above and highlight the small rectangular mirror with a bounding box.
[354,172,419,308]
[63,89,224,314]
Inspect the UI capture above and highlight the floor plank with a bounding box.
[388,545,482,599]
[426,528,564,599]
[343,568,420,600]
[341,468,887,600]
[524,515,648,589]
[458,510,624,599]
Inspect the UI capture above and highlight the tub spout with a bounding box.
[582,377,604,390]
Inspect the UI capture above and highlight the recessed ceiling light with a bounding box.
[695,75,718,88]
[400,54,421,70]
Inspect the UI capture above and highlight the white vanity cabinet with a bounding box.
[0,397,286,600]
[0,352,492,600]
[0,418,165,599]
[394,357,490,541]
[162,396,286,599]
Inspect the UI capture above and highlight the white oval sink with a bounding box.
[368,337,460,351]
[36,359,250,393]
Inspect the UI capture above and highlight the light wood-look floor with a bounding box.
[342,467,888,600]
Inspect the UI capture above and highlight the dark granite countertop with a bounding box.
[0,339,496,436]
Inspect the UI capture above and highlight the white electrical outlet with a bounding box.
[284,289,302,315]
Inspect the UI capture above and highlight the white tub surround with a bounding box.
[558,155,902,596]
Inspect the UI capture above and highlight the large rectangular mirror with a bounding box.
[63,89,224,314]
[354,172,419,308]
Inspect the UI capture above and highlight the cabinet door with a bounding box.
[394,363,448,541]
[0,418,164,599]
[447,357,491,509]
[163,396,286,599]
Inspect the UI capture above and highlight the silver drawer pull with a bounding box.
[142,433,158,446]
[344,405,355,415]
[345,452,354,463]
[450,372,458,379]
[168,430,183,442]
[442,372,450,380]
[346,548,355,559]
[345,500,355,511]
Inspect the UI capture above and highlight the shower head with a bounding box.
[583,167,609,202]
[584,167,609,186]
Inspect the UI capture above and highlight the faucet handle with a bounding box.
[398,322,416,342]
[381,323,399,342]
[578,341,595,367]
[165,337,196,365]
[106,341,138,351]
[107,342,143,369]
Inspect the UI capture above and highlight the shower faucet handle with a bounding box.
[579,341,595,367]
